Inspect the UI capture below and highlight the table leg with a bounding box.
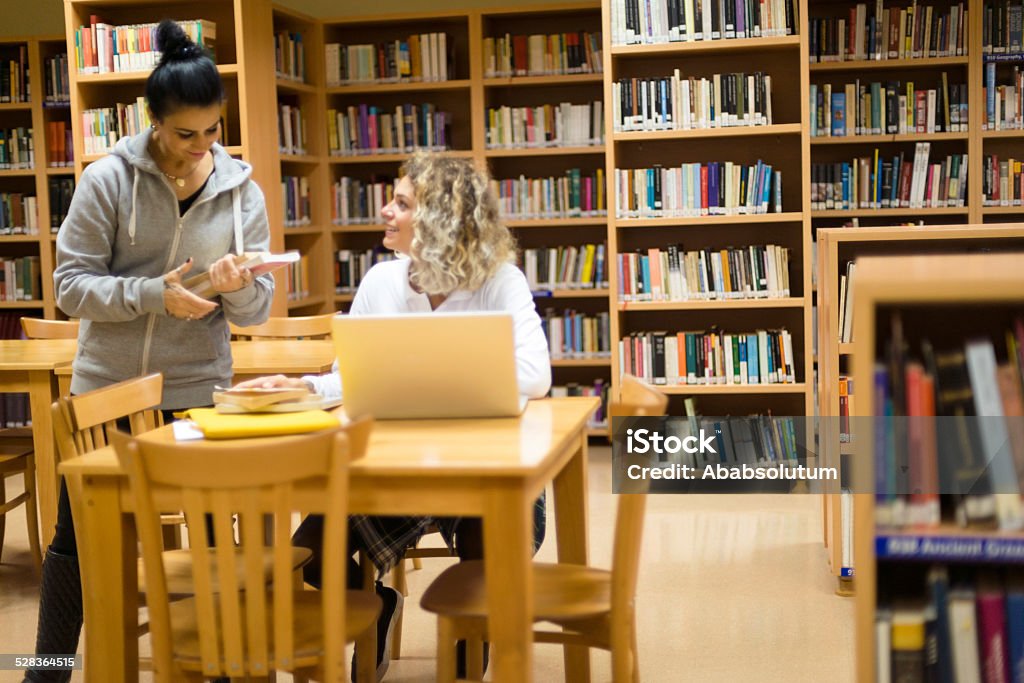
[28,370,59,546]
[66,473,138,683]
[553,432,591,683]
[483,487,533,682]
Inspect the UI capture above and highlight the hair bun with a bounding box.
[155,19,197,63]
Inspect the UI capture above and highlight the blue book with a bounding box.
[986,62,997,129]
[640,255,651,300]
[831,92,846,136]
[746,335,759,383]
[646,167,655,213]
[841,162,851,209]
[708,162,719,214]
[1008,577,1024,683]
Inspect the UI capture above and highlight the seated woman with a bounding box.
[238,151,551,680]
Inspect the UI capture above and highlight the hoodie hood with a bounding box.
[111,126,252,195]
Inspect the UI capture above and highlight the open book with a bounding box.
[212,386,341,413]
[183,251,300,299]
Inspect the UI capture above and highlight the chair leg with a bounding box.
[23,455,42,569]
[436,617,457,683]
[390,556,408,660]
[0,475,6,564]
[466,635,485,680]
[630,619,641,683]
[611,616,635,683]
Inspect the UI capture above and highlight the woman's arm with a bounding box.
[219,181,274,326]
[54,167,168,322]
[493,265,552,398]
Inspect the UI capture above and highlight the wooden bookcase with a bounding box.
[601,0,815,417]
[0,36,71,320]
[817,224,1024,594]
[62,0,286,313]
[850,252,1024,682]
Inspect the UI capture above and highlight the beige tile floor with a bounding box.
[0,444,855,682]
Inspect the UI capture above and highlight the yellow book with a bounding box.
[182,407,338,439]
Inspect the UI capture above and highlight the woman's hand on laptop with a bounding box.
[232,375,310,390]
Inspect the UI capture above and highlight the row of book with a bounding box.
[325,34,451,85]
[617,244,791,302]
[0,52,29,103]
[522,244,608,292]
[838,376,855,442]
[485,101,604,149]
[872,314,1024,531]
[541,309,612,360]
[43,53,70,105]
[982,154,1024,205]
[0,313,30,428]
[490,169,607,219]
[613,71,774,132]
[809,3,967,63]
[984,62,1024,130]
[875,568,1023,683]
[614,162,782,218]
[74,18,216,74]
[283,253,310,302]
[809,147,967,210]
[335,248,397,293]
[0,127,34,170]
[482,32,602,78]
[0,193,38,235]
[48,178,74,233]
[281,176,310,227]
[983,0,1024,55]
[274,31,305,83]
[278,104,306,156]
[331,176,393,226]
[670,413,803,468]
[326,103,451,157]
[81,101,150,156]
[610,0,796,45]
[810,77,968,138]
[0,256,42,301]
[551,380,609,430]
[46,121,73,168]
[619,327,797,386]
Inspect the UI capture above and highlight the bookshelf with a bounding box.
[816,224,1024,595]
[62,0,286,313]
[850,252,1024,682]
[0,36,70,319]
[602,0,814,418]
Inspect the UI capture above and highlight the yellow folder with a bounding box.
[182,407,339,440]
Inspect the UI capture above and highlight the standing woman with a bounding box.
[25,20,273,683]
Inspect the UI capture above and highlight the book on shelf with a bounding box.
[73,18,216,74]
[483,31,602,77]
[610,0,795,46]
[326,33,452,85]
[183,252,300,299]
[613,71,773,131]
[809,2,966,63]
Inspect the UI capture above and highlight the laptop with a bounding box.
[332,312,528,419]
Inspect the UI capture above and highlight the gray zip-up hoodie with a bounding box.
[54,128,273,409]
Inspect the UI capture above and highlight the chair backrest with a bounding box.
[112,426,352,682]
[229,314,334,340]
[51,373,164,463]
[608,375,666,629]
[20,317,79,339]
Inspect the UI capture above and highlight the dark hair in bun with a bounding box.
[145,19,224,120]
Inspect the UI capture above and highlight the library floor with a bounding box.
[0,444,855,682]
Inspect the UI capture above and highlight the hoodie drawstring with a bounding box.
[127,167,140,245]
[232,187,243,255]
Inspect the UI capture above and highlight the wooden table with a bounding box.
[0,339,78,544]
[60,397,597,683]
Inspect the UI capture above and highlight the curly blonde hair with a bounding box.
[400,152,516,295]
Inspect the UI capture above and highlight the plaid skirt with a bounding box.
[353,489,547,576]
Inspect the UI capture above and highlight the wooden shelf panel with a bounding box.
[838,342,854,355]
[0,102,32,111]
[655,382,808,394]
[46,167,75,176]
[981,128,1024,139]
[618,296,806,311]
[334,293,355,303]
[280,154,320,164]
[287,295,327,310]
[812,207,968,218]
[982,205,1024,214]
[506,217,608,228]
[809,55,968,71]
[75,63,239,84]
[615,123,801,141]
[482,73,603,87]
[276,78,317,95]
[0,169,36,177]
[811,131,968,145]
[484,145,605,157]
[0,300,44,308]
[333,224,386,233]
[283,226,324,236]
[326,79,471,95]
[615,212,803,228]
[328,150,473,164]
[0,235,43,243]
[551,358,612,367]
[611,36,800,57]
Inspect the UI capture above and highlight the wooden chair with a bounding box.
[420,375,667,682]
[229,313,334,340]
[0,433,42,568]
[20,317,80,340]
[111,426,380,682]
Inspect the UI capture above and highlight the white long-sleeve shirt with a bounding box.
[306,258,552,400]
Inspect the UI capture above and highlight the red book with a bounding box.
[700,165,709,215]
[915,90,927,132]
[898,160,914,207]
[976,576,1011,683]
[512,35,528,76]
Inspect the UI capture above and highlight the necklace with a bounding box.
[162,159,203,188]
